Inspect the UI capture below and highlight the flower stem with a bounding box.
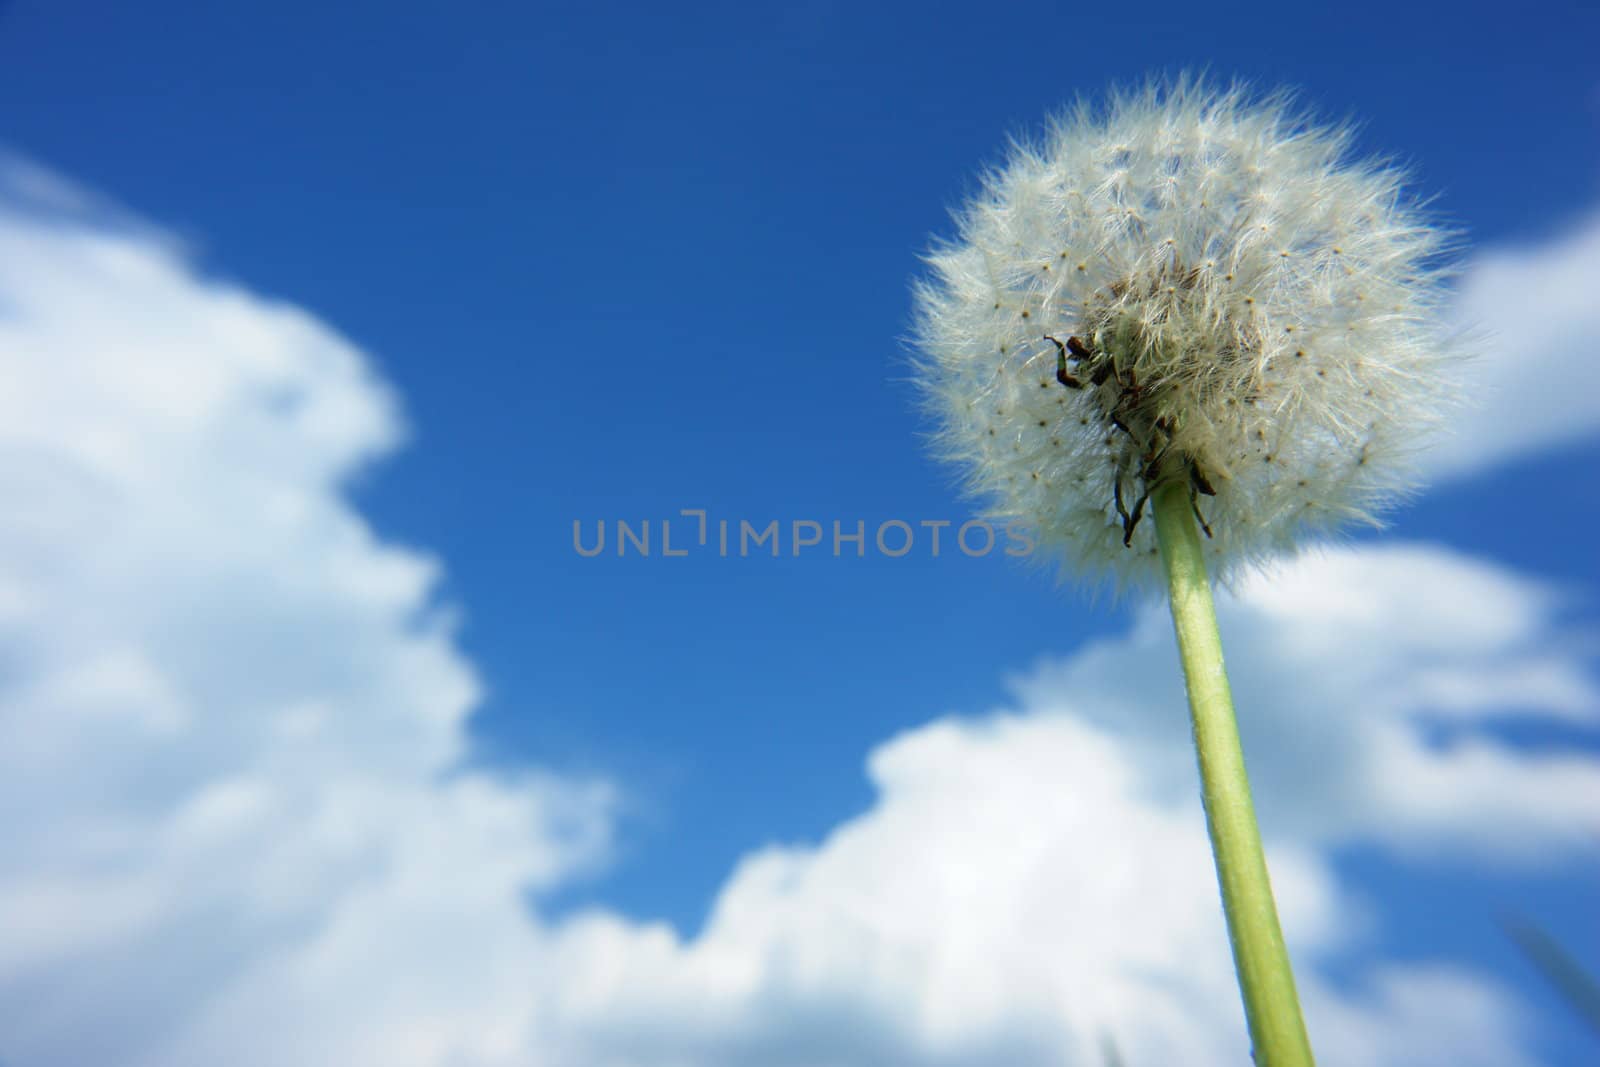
[1150,480,1316,1067]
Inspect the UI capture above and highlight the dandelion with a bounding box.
[912,79,1454,590]
[910,79,1459,1067]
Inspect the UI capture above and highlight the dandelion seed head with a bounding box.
[911,78,1459,589]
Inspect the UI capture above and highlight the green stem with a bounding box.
[1150,480,1315,1067]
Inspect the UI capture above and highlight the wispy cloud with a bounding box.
[0,163,1594,1066]
[1428,208,1600,480]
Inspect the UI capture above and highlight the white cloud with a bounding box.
[1013,544,1600,860]
[537,715,1333,1067]
[1428,207,1600,480]
[0,162,1595,1066]
[532,540,1597,1066]
[0,165,614,1067]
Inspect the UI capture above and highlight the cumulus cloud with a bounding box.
[535,545,1595,1067]
[1014,544,1600,860]
[0,161,1595,1066]
[0,163,614,1067]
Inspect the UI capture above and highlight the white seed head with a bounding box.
[912,79,1459,590]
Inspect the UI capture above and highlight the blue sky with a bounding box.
[1,2,1598,1065]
